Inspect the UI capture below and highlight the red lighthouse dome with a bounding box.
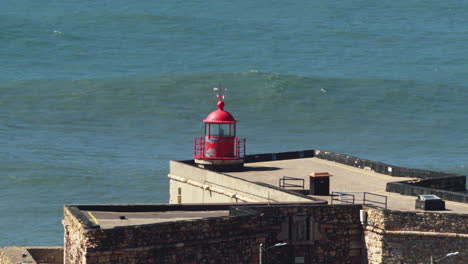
[194,88,245,171]
[203,100,237,124]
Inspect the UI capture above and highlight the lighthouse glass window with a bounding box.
[207,124,235,137]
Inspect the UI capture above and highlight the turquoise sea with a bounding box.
[1,0,467,246]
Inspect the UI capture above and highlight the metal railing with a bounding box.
[331,192,387,209]
[331,192,355,205]
[279,176,305,189]
[363,192,388,209]
[194,137,205,158]
[234,137,246,159]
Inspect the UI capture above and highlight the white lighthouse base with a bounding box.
[194,158,244,172]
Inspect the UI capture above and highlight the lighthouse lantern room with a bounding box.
[194,88,245,171]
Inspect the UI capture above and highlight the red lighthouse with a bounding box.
[194,88,245,171]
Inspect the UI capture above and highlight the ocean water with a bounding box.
[1,0,467,246]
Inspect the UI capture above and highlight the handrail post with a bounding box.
[243,138,246,157]
[235,138,238,158]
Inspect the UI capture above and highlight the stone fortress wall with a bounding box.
[63,203,364,264]
[61,203,468,264]
[364,206,468,264]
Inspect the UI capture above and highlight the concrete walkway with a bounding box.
[228,158,468,214]
[84,210,230,229]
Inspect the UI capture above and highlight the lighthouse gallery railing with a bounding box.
[194,137,246,160]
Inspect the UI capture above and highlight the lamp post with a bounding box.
[431,251,460,264]
[259,242,287,264]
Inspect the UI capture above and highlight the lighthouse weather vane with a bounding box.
[213,87,227,101]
